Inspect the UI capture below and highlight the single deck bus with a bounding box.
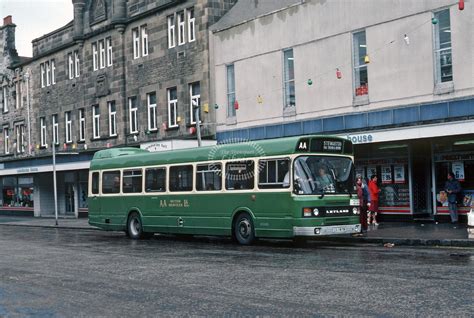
[88,135,361,244]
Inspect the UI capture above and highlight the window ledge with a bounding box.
[165,126,179,132]
[226,117,237,125]
[353,95,369,107]
[434,82,454,95]
[283,106,296,117]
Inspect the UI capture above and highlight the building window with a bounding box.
[65,111,72,143]
[74,51,80,77]
[3,127,9,154]
[40,117,47,147]
[79,108,86,142]
[68,51,80,79]
[178,11,185,46]
[189,82,200,124]
[132,25,148,59]
[147,92,157,132]
[283,49,295,108]
[106,37,113,67]
[46,61,51,86]
[167,87,178,128]
[40,64,45,88]
[92,43,98,71]
[129,97,138,134]
[15,124,25,153]
[108,101,117,137]
[68,53,74,79]
[15,80,21,109]
[92,105,100,139]
[168,15,176,48]
[51,60,56,85]
[99,40,105,69]
[187,8,195,42]
[434,9,452,83]
[226,64,236,118]
[353,30,368,97]
[52,114,59,145]
[141,26,148,57]
[1,86,8,113]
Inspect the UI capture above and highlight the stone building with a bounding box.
[1,0,236,217]
[211,0,474,222]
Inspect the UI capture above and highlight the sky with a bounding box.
[1,0,73,57]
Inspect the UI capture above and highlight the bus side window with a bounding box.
[169,165,193,192]
[91,172,99,195]
[196,163,222,191]
[145,168,166,192]
[123,169,143,193]
[225,161,254,190]
[102,171,120,194]
[258,158,290,189]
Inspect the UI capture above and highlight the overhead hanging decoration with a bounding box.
[234,100,239,110]
[336,68,342,79]
[364,54,370,64]
[459,0,465,10]
[431,17,438,24]
[307,79,313,86]
[256,95,263,104]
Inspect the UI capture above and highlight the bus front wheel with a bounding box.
[234,213,255,245]
[127,212,146,239]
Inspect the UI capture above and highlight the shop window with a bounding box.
[196,163,221,191]
[226,161,255,190]
[169,165,193,192]
[102,171,120,194]
[258,158,290,189]
[145,168,166,192]
[123,169,143,193]
[1,176,34,208]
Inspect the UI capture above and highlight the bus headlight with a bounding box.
[352,207,360,215]
[313,208,319,216]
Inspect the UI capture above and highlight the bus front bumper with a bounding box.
[293,224,361,236]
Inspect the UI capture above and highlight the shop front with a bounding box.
[348,123,474,222]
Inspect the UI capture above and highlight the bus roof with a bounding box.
[90,135,352,170]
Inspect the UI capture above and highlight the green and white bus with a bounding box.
[88,135,361,244]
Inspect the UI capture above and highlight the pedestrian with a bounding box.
[444,171,462,224]
[368,175,381,225]
[355,175,369,234]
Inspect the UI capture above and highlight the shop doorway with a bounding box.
[411,143,432,216]
[65,183,75,214]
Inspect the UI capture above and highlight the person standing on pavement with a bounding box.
[368,175,381,225]
[356,175,369,233]
[444,172,462,224]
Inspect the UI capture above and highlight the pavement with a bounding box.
[0,215,473,247]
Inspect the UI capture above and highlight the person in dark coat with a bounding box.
[444,172,462,224]
[356,175,369,233]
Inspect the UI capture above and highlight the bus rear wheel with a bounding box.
[127,212,146,239]
[234,213,255,245]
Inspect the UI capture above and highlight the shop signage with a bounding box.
[16,168,39,173]
[394,165,405,183]
[381,165,392,184]
[367,166,377,178]
[346,134,373,144]
[452,161,465,181]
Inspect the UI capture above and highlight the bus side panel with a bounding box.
[141,195,185,234]
[252,192,294,238]
[99,196,128,231]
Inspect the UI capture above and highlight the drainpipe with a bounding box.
[24,69,31,155]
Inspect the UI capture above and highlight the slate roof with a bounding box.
[210,0,302,32]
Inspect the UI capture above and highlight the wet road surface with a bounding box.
[0,226,473,317]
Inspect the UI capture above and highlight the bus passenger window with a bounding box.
[196,163,222,191]
[91,172,99,195]
[169,165,193,192]
[258,158,290,189]
[145,168,166,192]
[123,169,143,193]
[225,161,254,190]
[102,171,120,194]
